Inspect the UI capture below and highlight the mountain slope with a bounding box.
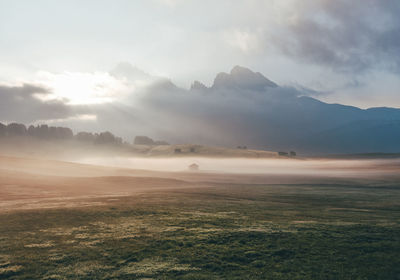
[137,66,400,154]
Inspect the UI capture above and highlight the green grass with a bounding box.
[0,182,400,279]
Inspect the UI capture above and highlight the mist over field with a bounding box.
[78,156,400,177]
[1,1,400,279]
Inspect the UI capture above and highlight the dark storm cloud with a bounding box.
[272,0,400,73]
[0,84,75,123]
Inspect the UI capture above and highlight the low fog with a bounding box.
[77,156,400,178]
[1,121,399,181]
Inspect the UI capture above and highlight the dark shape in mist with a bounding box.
[134,136,169,146]
[2,123,74,140]
[74,131,124,146]
[188,163,199,171]
[0,123,6,137]
[76,131,96,142]
[7,123,27,136]
[190,81,207,91]
[134,135,155,145]
[95,131,123,146]
[28,124,73,140]
[0,122,123,148]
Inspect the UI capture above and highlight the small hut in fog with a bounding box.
[188,163,199,171]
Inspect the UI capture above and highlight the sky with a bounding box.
[0,0,399,106]
[0,0,400,147]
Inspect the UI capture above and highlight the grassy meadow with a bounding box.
[1,179,399,279]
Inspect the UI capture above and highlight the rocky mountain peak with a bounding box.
[212,65,277,90]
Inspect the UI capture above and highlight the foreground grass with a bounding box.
[0,182,400,279]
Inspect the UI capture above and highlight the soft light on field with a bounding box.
[78,157,400,177]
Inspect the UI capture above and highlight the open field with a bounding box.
[0,156,399,279]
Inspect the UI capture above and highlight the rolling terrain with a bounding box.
[0,156,399,279]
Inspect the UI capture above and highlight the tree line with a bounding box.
[0,122,124,146]
[0,122,169,147]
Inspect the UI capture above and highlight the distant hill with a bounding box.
[0,122,280,158]
[132,144,279,158]
[314,153,400,159]
[304,120,400,154]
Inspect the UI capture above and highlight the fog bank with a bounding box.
[78,156,400,178]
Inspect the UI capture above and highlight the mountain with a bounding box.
[304,120,400,154]
[2,65,398,155]
[137,65,400,154]
[190,81,208,91]
[212,65,277,90]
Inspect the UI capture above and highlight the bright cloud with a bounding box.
[224,29,262,54]
[0,1,399,108]
[34,71,131,105]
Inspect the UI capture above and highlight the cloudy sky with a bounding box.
[0,0,399,141]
